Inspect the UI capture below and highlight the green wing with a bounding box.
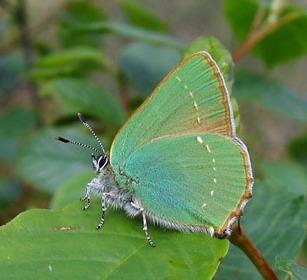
[120,133,253,235]
[110,52,235,167]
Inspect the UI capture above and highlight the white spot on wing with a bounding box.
[193,101,199,110]
[205,144,211,153]
[196,136,203,144]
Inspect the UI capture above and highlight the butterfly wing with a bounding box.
[119,133,252,235]
[110,52,235,167]
[109,51,253,234]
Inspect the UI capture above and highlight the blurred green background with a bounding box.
[0,0,306,279]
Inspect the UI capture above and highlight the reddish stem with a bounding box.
[232,11,301,62]
[229,223,279,280]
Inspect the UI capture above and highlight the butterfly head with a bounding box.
[55,113,109,174]
[91,153,109,174]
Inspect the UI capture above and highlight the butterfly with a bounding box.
[56,51,253,247]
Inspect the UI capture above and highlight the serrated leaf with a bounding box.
[234,70,307,123]
[16,127,97,194]
[120,0,169,33]
[74,21,183,49]
[224,0,307,67]
[120,42,181,96]
[51,171,94,208]
[215,182,307,279]
[275,256,307,280]
[0,202,229,280]
[42,78,125,127]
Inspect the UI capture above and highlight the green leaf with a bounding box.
[74,21,183,49]
[58,0,105,48]
[120,42,181,96]
[0,202,229,280]
[234,70,307,123]
[288,133,307,168]
[16,127,96,194]
[224,0,307,67]
[42,78,125,127]
[120,0,169,33]
[0,108,37,139]
[215,181,307,279]
[224,0,258,41]
[51,171,94,209]
[0,108,37,161]
[35,48,107,67]
[31,48,109,79]
[259,161,307,197]
[276,256,307,280]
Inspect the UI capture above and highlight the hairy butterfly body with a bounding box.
[56,51,253,246]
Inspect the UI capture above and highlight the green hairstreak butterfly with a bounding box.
[56,51,253,247]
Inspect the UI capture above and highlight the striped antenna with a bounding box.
[55,136,100,154]
[78,113,105,153]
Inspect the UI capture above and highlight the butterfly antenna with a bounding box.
[78,113,105,153]
[55,136,100,154]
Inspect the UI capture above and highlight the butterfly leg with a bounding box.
[130,201,155,247]
[80,183,91,210]
[141,211,156,247]
[96,193,107,229]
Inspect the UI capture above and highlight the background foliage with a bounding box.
[0,0,306,279]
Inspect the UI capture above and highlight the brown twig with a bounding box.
[229,223,279,280]
[250,6,266,33]
[232,10,301,62]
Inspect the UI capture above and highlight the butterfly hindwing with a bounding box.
[119,133,252,234]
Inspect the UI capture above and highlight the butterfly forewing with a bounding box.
[110,52,235,166]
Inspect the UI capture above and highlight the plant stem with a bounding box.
[232,10,301,62]
[229,223,279,280]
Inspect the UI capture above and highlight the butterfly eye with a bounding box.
[97,154,109,171]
